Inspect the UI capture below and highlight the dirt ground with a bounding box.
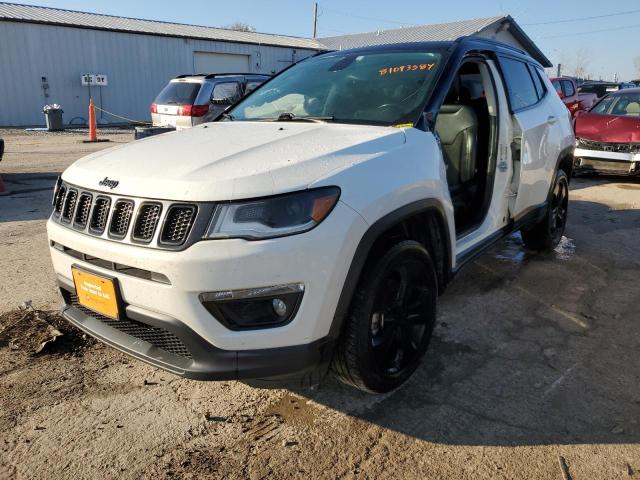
[1,128,640,480]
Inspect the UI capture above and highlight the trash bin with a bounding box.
[43,104,64,131]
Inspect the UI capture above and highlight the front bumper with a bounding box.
[574,147,640,175]
[47,201,368,377]
[59,280,333,380]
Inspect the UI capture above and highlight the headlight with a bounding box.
[205,186,340,240]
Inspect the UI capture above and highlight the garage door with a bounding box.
[193,52,250,74]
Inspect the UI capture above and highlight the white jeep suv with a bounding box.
[47,39,574,393]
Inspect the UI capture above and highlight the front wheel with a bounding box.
[521,169,569,251]
[331,240,438,393]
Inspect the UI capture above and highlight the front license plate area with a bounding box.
[71,266,121,320]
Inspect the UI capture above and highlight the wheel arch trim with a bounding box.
[328,198,451,341]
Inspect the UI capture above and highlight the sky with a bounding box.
[14,0,640,80]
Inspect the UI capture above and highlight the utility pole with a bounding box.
[313,2,318,38]
[556,63,562,77]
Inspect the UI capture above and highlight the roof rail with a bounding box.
[455,36,526,55]
[203,72,269,79]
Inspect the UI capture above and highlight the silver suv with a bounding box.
[151,73,270,129]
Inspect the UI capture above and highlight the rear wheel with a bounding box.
[521,169,569,251]
[332,240,438,393]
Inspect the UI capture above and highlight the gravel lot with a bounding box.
[1,129,639,479]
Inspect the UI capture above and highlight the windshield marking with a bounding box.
[379,64,436,76]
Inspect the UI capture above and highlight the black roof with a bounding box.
[316,37,541,67]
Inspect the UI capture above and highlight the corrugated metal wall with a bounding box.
[0,21,317,126]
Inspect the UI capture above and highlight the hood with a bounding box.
[575,113,640,143]
[62,122,406,201]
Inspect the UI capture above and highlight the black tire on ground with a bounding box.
[521,169,569,251]
[331,240,438,393]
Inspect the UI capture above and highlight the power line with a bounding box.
[524,8,640,26]
[321,6,416,27]
[540,22,640,39]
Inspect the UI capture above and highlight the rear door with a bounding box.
[497,56,561,219]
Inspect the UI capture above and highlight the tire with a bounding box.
[331,240,438,393]
[521,169,569,251]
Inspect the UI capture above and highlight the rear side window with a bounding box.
[528,65,546,100]
[212,82,241,104]
[499,57,539,111]
[245,80,264,94]
[562,80,575,97]
[155,82,201,105]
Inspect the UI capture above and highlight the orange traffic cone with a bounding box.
[88,98,97,142]
[82,99,109,144]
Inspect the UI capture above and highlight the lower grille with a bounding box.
[68,293,192,359]
[578,138,640,154]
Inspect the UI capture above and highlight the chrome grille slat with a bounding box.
[160,205,197,246]
[53,185,66,216]
[61,189,78,223]
[109,200,134,238]
[73,193,93,229]
[90,196,111,234]
[132,202,162,243]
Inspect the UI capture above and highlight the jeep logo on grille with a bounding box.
[99,177,119,189]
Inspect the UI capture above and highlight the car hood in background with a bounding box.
[575,113,640,143]
[62,122,406,201]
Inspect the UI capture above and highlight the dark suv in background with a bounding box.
[151,73,270,129]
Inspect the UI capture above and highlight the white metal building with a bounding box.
[319,16,552,68]
[0,3,550,127]
[0,3,321,126]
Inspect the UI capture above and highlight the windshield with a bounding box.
[154,81,201,105]
[228,50,444,126]
[591,91,640,116]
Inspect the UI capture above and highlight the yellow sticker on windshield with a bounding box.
[393,123,414,128]
[379,64,436,76]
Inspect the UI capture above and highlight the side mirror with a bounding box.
[574,109,585,118]
[557,90,565,99]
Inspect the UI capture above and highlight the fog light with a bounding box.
[272,298,287,317]
[199,284,304,330]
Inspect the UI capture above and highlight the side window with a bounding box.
[211,82,241,105]
[552,79,563,96]
[245,81,264,95]
[499,57,539,111]
[528,64,546,100]
[562,80,575,97]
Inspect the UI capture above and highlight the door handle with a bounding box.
[547,115,557,124]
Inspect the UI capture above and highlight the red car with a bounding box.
[550,77,598,117]
[574,88,640,175]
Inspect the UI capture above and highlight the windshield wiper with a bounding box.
[274,113,335,123]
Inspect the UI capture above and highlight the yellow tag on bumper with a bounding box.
[72,267,120,320]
